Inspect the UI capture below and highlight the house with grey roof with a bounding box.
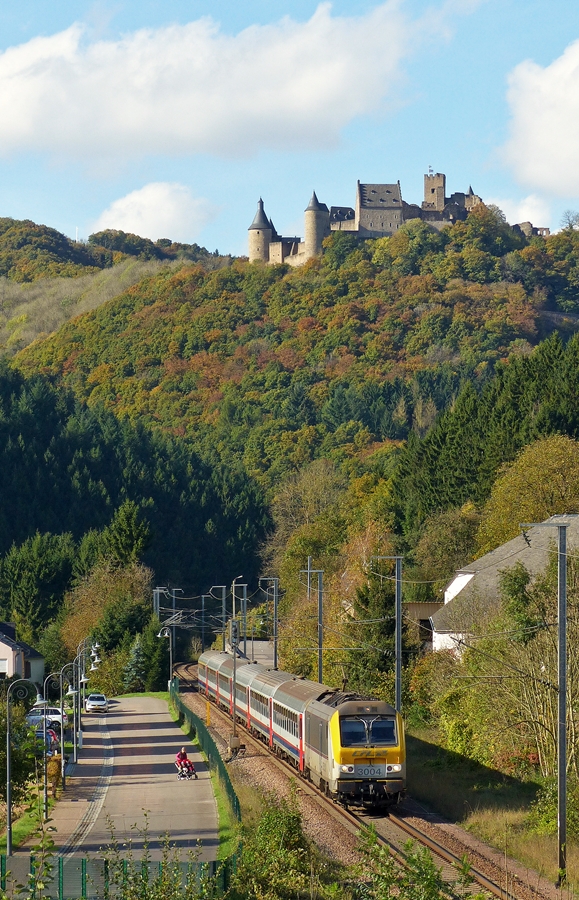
[431,514,579,653]
[0,622,44,684]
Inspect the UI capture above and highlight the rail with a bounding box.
[189,670,541,900]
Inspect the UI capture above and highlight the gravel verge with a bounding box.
[180,689,361,867]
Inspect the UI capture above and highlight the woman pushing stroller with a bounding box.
[175,747,198,779]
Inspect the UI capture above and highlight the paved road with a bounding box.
[19,696,218,863]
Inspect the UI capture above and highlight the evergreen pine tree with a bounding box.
[123,634,146,692]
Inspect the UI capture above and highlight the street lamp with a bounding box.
[157,627,173,689]
[59,662,77,790]
[76,639,101,740]
[6,678,39,856]
[37,672,61,821]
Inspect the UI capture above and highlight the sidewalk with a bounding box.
[16,713,107,854]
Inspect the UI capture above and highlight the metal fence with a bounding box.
[169,677,241,822]
[0,855,234,898]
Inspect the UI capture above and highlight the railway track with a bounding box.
[175,663,535,899]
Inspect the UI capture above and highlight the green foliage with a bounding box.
[0,532,76,642]
[87,229,221,266]
[92,595,149,654]
[140,616,169,691]
[0,696,37,803]
[36,619,69,674]
[0,217,110,282]
[527,779,579,838]
[123,634,146,692]
[15,216,565,495]
[408,502,480,601]
[393,333,579,539]
[477,434,579,554]
[355,829,455,900]
[102,500,151,567]
[347,572,410,691]
[230,792,340,899]
[0,362,268,589]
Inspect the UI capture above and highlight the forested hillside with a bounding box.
[0,220,234,354]
[11,204,579,687]
[17,206,579,491]
[8,206,579,829]
[0,363,267,631]
[0,219,224,283]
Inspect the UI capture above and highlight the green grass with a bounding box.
[406,728,579,886]
[117,692,170,700]
[0,790,55,853]
[406,729,539,823]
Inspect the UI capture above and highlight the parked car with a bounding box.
[85,693,108,713]
[26,706,68,729]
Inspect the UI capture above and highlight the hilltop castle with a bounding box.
[249,171,484,266]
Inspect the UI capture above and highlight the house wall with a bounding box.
[432,631,463,653]
[0,642,23,677]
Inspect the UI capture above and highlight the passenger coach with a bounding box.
[198,650,405,807]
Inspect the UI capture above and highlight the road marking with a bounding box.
[59,718,114,858]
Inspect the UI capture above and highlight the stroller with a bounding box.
[175,757,198,780]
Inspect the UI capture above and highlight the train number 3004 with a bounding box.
[354,765,384,777]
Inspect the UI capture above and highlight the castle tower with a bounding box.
[304,191,330,260]
[248,198,273,262]
[423,172,446,211]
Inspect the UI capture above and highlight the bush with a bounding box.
[527,779,579,838]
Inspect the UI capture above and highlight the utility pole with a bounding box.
[371,555,403,712]
[231,576,243,651]
[273,577,279,670]
[211,585,227,651]
[259,577,279,669]
[171,588,183,659]
[300,564,324,682]
[201,595,211,653]
[230,620,239,736]
[317,571,323,684]
[241,584,248,657]
[521,521,568,884]
[153,586,167,619]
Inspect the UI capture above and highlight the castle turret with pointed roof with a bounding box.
[248,172,488,266]
[248,198,273,262]
[304,191,330,259]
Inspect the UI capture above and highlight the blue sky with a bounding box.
[1,1,579,255]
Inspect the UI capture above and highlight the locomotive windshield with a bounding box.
[340,716,397,747]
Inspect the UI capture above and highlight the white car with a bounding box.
[85,693,108,713]
[26,706,68,729]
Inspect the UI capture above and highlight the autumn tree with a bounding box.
[412,502,480,591]
[477,435,579,554]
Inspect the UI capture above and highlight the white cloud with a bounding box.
[503,40,579,197]
[485,194,551,228]
[0,3,415,160]
[91,182,215,242]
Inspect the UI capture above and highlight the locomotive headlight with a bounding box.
[386,764,402,772]
[340,765,355,773]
